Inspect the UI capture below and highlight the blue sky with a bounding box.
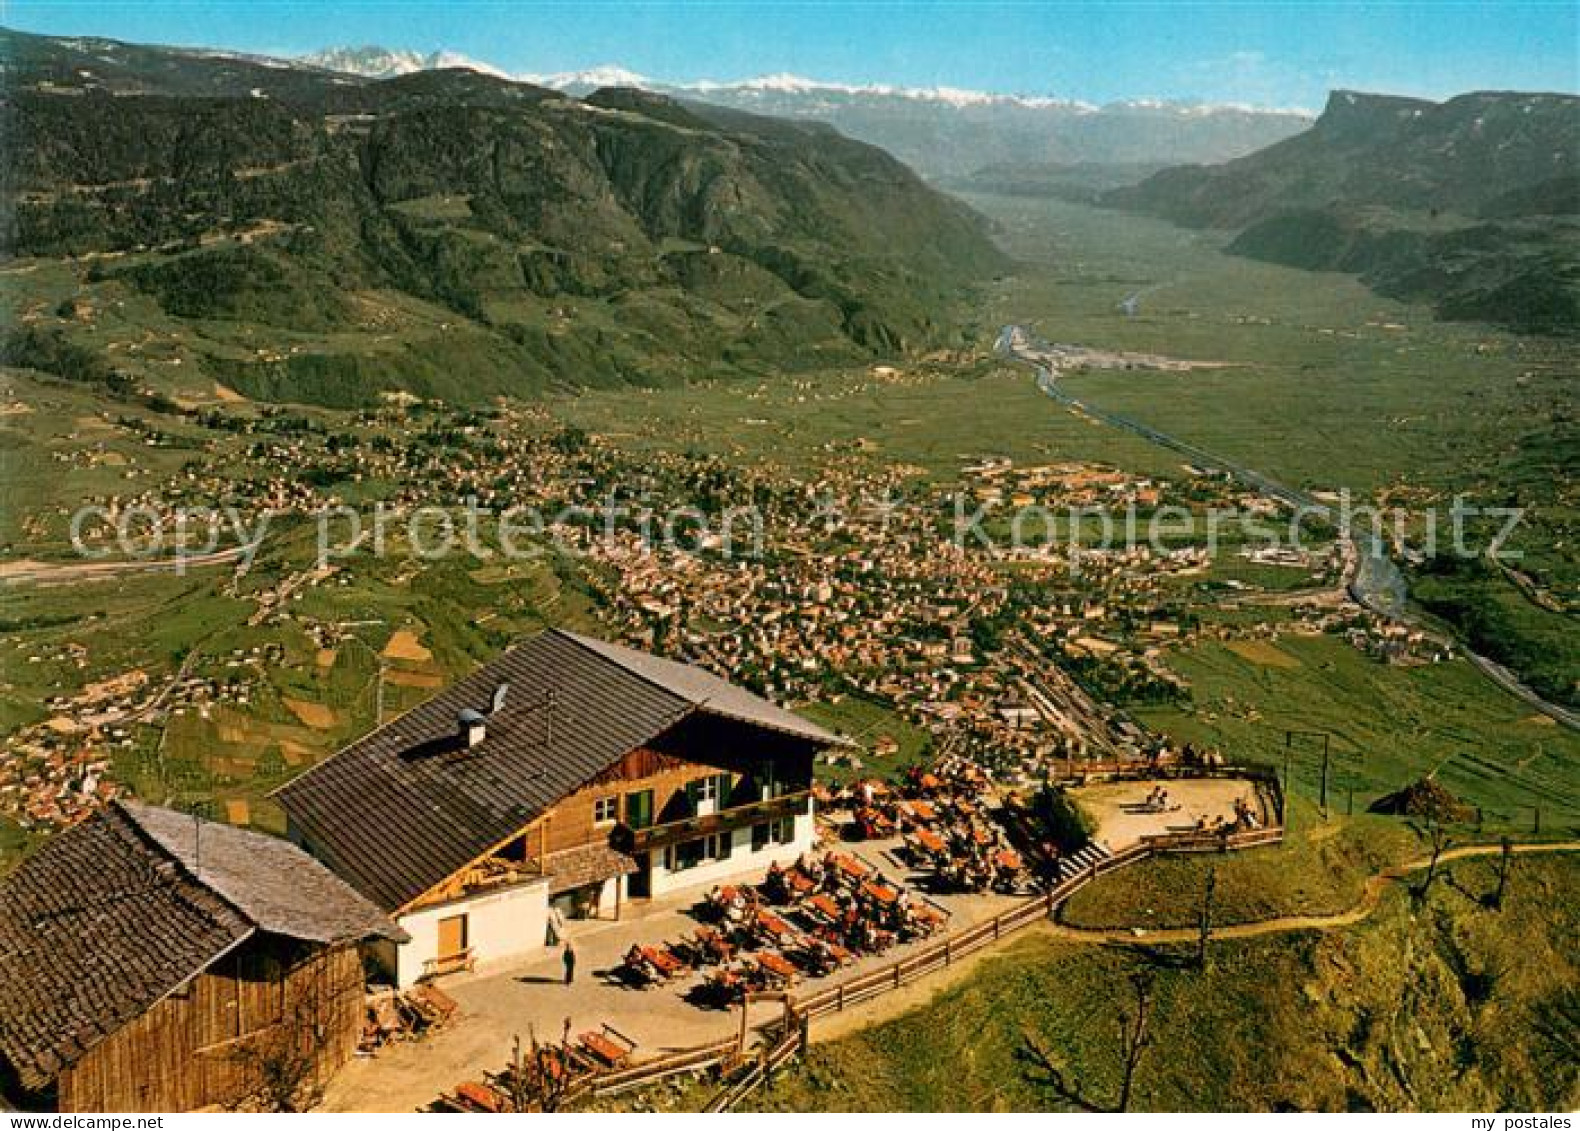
[5,1,1576,106]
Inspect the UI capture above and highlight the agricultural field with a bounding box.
[1,199,1573,872]
[974,195,1573,502]
[971,196,1578,663]
[795,695,934,782]
[0,516,598,839]
[1135,632,1580,831]
[552,362,1182,481]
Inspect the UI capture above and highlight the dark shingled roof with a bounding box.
[543,844,638,897]
[119,802,407,946]
[0,802,401,1093]
[274,629,835,912]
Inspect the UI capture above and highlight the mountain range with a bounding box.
[1106,90,1580,332]
[297,45,1315,179]
[0,28,1006,405]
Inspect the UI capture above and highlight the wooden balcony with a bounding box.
[611,790,811,855]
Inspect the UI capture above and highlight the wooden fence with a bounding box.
[701,822,1283,1111]
[536,1033,749,1110]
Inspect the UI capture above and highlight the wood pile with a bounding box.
[360,983,459,1053]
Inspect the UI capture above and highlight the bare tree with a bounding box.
[1195,864,1217,971]
[1490,835,1514,910]
[1017,971,1157,1113]
[1017,1028,1100,1112]
[503,1021,577,1113]
[1415,796,1456,900]
[228,1001,326,1113]
[1115,971,1154,1113]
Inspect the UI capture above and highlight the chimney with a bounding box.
[458,707,487,749]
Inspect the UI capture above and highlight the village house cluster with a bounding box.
[4,396,1360,835]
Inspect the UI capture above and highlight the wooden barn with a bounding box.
[0,801,403,1112]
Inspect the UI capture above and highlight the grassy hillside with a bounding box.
[745,855,1579,1111]
[1,28,1006,407]
[1135,634,1580,832]
[1410,556,1580,711]
[1104,90,1580,333]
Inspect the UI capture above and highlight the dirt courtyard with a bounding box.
[319,780,1268,1111]
[1071,776,1265,849]
[318,837,1014,1112]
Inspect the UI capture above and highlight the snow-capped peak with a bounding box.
[298,45,510,81]
[522,63,653,90]
[292,45,1311,118]
[686,71,1092,110]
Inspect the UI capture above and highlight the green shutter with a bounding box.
[625,789,653,830]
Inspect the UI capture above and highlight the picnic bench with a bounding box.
[421,948,476,980]
[576,1024,637,1069]
[756,952,799,986]
[440,1080,509,1113]
[826,853,869,885]
[754,910,797,944]
[860,880,901,905]
[805,893,843,924]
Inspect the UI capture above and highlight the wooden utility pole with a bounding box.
[1196,865,1217,971]
[1285,729,1333,820]
[1320,742,1330,814]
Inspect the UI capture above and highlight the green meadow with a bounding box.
[743,855,1579,1112]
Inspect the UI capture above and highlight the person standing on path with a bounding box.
[563,941,577,986]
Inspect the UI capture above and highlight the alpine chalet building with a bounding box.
[276,629,836,988]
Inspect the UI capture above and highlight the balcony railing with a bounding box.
[612,790,811,855]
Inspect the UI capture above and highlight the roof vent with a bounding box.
[458,707,487,748]
[490,681,510,715]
